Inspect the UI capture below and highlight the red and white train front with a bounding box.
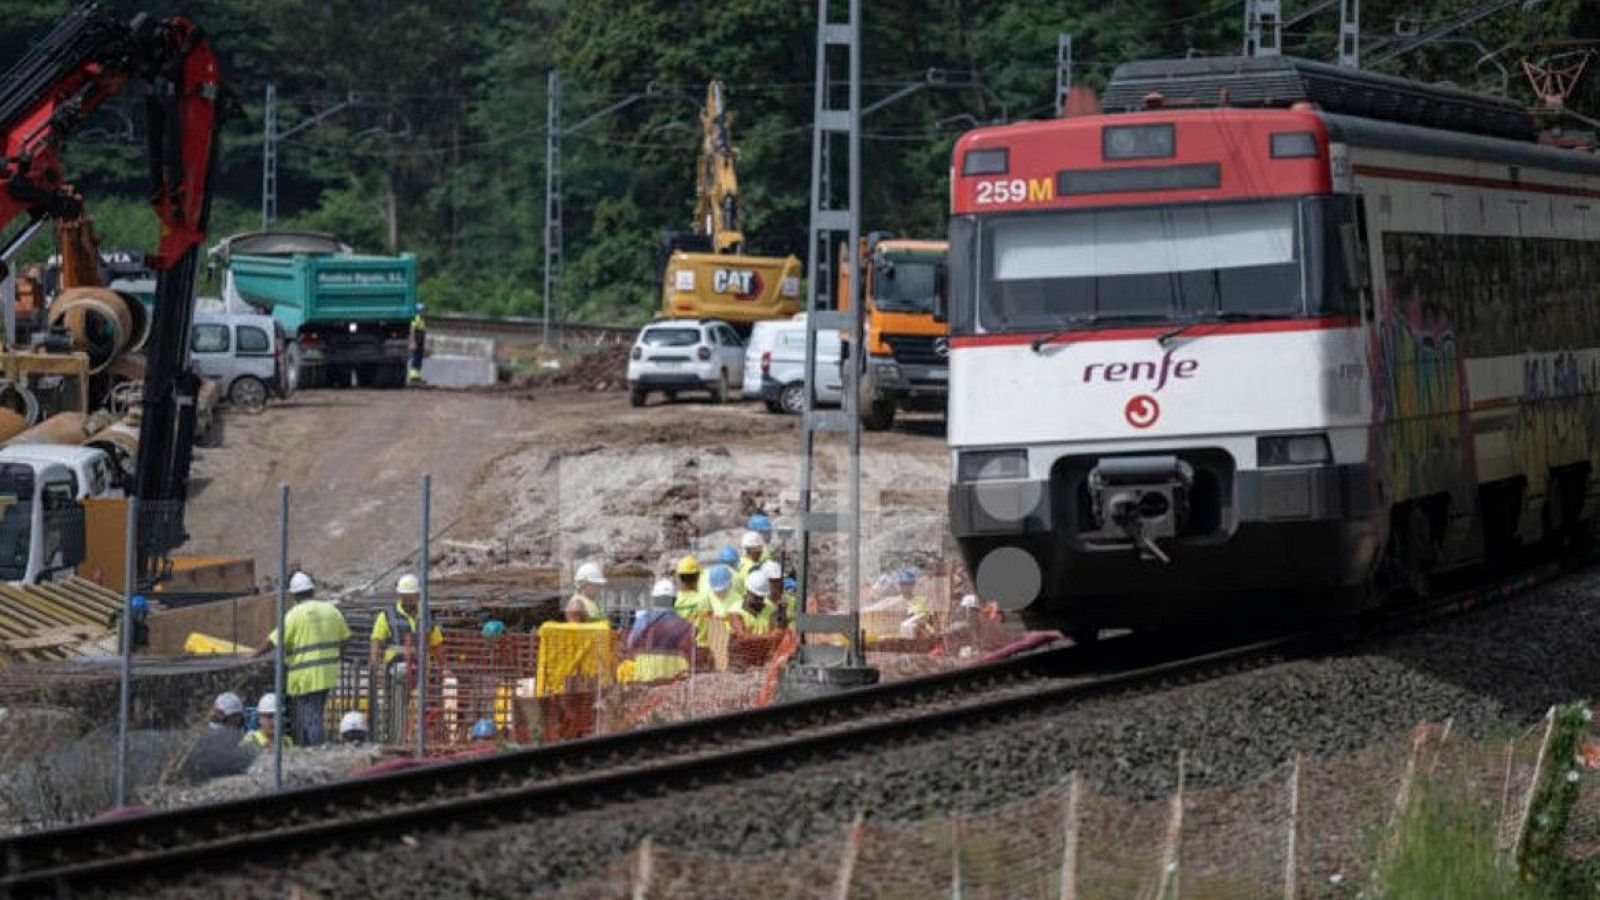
[946,108,1377,632]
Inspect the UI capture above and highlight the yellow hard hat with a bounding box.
[675,555,701,576]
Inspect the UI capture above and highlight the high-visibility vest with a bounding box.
[242,729,293,749]
[372,603,441,664]
[690,590,740,648]
[738,599,777,635]
[272,600,350,696]
[569,592,605,622]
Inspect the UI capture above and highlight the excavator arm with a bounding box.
[691,81,745,254]
[0,4,222,577]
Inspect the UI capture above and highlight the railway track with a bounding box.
[0,562,1561,895]
[428,313,636,345]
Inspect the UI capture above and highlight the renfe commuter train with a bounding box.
[945,56,1600,639]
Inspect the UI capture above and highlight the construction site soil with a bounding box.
[121,568,1600,899]
[183,386,948,597]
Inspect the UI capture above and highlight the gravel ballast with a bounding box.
[115,569,1600,898]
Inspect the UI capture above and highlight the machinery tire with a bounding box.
[229,376,268,413]
[710,371,729,404]
[630,386,648,408]
[862,398,896,431]
[779,382,806,415]
[763,398,782,414]
[296,361,322,391]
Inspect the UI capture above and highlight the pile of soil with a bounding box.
[524,344,631,393]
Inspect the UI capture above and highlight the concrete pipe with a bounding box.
[47,287,151,375]
[0,409,28,443]
[8,411,89,445]
[85,419,139,471]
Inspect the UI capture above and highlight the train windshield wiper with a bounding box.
[1030,313,1163,353]
[1157,311,1285,348]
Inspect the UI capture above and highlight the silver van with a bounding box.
[189,311,296,410]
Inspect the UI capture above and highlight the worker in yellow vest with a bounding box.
[254,571,350,746]
[570,561,609,622]
[689,564,741,649]
[369,573,443,667]
[736,567,779,637]
[672,555,703,620]
[242,692,293,750]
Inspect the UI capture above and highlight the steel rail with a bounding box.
[0,559,1564,893]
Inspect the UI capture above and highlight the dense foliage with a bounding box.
[0,0,1593,322]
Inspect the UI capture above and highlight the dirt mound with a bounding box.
[523,344,630,393]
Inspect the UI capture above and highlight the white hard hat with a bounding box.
[340,711,368,734]
[650,578,675,600]
[745,568,771,598]
[213,691,243,717]
[256,693,279,715]
[575,561,608,585]
[396,573,421,594]
[760,560,782,581]
[288,571,315,595]
[960,594,981,610]
[740,531,765,550]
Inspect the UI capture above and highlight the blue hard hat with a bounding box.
[481,619,505,639]
[747,513,772,533]
[415,302,426,313]
[130,594,148,614]
[470,718,496,740]
[717,546,739,566]
[783,577,796,592]
[708,564,733,592]
[897,568,917,585]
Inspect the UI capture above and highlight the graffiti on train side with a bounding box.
[1368,291,1473,508]
[1509,351,1600,499]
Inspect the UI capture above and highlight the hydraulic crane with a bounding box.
[0,3,221,577]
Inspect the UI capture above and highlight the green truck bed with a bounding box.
[227,252,416,334]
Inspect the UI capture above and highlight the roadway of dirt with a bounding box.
[182,387,949,598]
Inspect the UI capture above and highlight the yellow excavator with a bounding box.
[658,81,800,327]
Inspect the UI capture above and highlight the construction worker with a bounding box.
[208,692,245,732]
[254,571,350,747]
[470,718,497,743]
[627,578,695,682]
[673,555,703,619]
[369,573,443,667]
[895,568,931,618]
[689,564,741,649]
[570,561,609,623]
[737,567,779,637]
[746,513,775,557]
[109,594,151,652]
[339,711,369,744]
[408,301,427,384]
[738,531,766,581]
[242,692,292,750]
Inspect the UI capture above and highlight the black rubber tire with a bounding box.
[862,398,896,431]
[779,382,806,415]
[763,398,782,414]
[630,386,647,408]
[229,376,268,412]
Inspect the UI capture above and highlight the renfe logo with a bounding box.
[713,269,764,300]
[1083,349,1198,392]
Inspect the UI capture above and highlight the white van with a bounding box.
[744,315,843,414]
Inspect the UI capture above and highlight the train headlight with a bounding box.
[958,449,1027,482]
[1257,433,1332,467]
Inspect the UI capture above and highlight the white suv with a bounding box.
[627,319,745,407]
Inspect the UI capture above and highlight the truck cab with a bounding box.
[838,237,949,430]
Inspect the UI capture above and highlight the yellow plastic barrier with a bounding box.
[182,631,247,655]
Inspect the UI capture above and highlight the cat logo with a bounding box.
[713,269,763,300]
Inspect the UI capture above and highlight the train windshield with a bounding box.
[970,198,1356,332]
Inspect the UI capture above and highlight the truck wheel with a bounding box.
[229,376,268,413]
[710,371,729,404]
[779,382,806,415]
[296,362,321,390]
[862,398,896,431]
[630,386,648,408]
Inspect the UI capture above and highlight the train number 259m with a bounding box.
[974,177,1055,205]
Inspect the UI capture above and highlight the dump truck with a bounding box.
[658,81,801,327]
[838,236,949,430]
[211,232,417,389]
